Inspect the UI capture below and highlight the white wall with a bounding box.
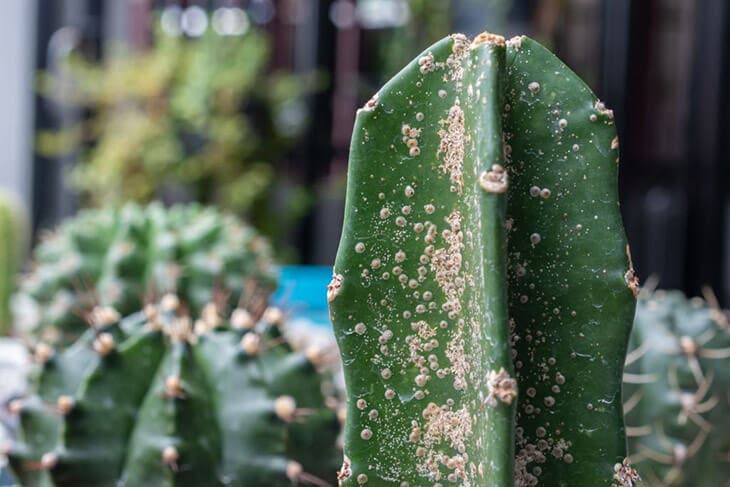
[0,0,36,210]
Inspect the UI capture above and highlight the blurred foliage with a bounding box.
[373,0,454,81]
[37,26,325,259]
[369,0,512,82]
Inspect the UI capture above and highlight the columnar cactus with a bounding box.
[329,32,638,486]
[0,191,27,335]
[21,203,276,344]
[624,288,730,486]
[6,295,341,486]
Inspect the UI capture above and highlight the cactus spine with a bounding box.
[20,203,276,344]
[329,32,637,486]
[0,191,27,335]
[7,297,341,486]
[624,289,730,486]
[7,204,341,486]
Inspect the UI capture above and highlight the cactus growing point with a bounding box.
[329,32,637,486]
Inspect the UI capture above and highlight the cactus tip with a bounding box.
[472,31,505,47]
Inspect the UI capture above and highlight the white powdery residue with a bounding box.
[437,100,466,193]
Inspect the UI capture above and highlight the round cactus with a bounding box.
[20,203,276,345]
[624,288,730,486]
[6,295,341,486]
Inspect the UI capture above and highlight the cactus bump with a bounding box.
[6,204,341,486]
[329,32,638,486]
[624,288,730,486]
[7,296,341,486]
[21,203,276,344]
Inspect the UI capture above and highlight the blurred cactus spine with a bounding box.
[0,191,27,335]
[624,288,730,486]
[7,203,341,486]
[330,32,638,486]
[19,203,276,345]
[36,22,323,255]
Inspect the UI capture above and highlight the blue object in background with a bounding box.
[0,467,16,487]
[272,266,333,328]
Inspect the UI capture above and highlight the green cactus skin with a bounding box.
[329,32,637,486]
[624,289,730,487]
[21,203,276,345]
[0,191,27,335]
[7,297,341,486]
[504,36,638,487]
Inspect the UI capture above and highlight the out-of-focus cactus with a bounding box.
[624,288,730,486]
[20,203,276,345]
[6,296,341,486]
[329,32,638,486]
[0,191,27,335]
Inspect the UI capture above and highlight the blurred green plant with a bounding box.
[37,26,324,258]
[0,191,27,335]
[370,0,455,81]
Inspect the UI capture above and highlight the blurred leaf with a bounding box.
[36,20,326,258]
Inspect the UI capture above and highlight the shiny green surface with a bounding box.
[505,37,636,486]
[331,33,635,486]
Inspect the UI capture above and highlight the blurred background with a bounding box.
[0,0,728,304]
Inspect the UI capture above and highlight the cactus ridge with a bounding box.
[7,296,341,486]
[21,202,276,345]
[624,289,730,487]
[330,32,637,486]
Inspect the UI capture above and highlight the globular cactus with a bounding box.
[6,295,341,486]
[329,32,639,486]
[20,203,276,345]
[0,191,27,335]
[624,288,730,486]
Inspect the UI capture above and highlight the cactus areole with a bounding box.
[21,203,277,345]
[329,33,638,486]
[8,297,341,486]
